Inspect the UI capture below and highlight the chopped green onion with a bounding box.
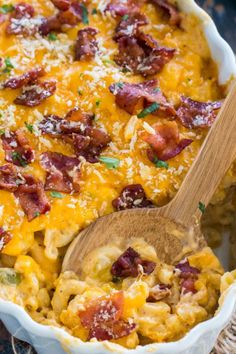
[50,191,63,199]
[48,32,57,41]
[0,129,5,136]
[153,88,160,93]
[198,201,206,214]
[122,14,129,21]
[0,268,22,285]
[0,4,14,14]
[102,59,116,66]
[114,82,124,90]
[95,99,101,107]
[99,156,120,169]
[137,102,159,118]
[81,3,89,24]
[34,211,40,217]
[78,89,83,96]
[11,152,27,167]
[153,158,169,169]
[91,8,97,15]
[24,122,34,133]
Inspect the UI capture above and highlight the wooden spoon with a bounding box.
[63,82,236,274]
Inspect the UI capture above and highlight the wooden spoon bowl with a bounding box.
[63,81,236,274]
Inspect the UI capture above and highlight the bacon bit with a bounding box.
[14,175,50,221]
[151,0,181,26]
[1,130,34,167]
[79,292,135,341]
[51,0,71,11]
[39,1,83,35]
[0,164,22,192]
[105,0,143,17]
[88,320,136,341]
[39,108,109,163]
[112,184,154,211]
[109,79,175,117]
[177,96,222,129]
[111,247,156,278]
[175,259,200,294]
[0,228,12,251]
[73,127,111,163]
[14,81,56,107]
[115,31,175,76]
[40,152,80,193]
[142,121,193,161]
[4,67,45,89]
[75,27,98,61]
[6,2,36,35]
[114,13,148,40]
[148,284,171,301]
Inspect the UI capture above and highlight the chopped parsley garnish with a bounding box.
[11,152,27,167]
[48,32,57,41]
[112,276,122,283]
[99,156,120,169]
[198,201,206,214]
[122,14,129,21]
[81,3,89,24]
[0,268,22,285]
[137,102,159,118]
[0,4,14,14]
[114,82,124,90]
[0,129,5,136]
[91,8,97,15]
[24,122,34,133]
[153,158,169,169]
[78,89,83,96]
[34,211,40,217]
[95,99,101,107]
[102,59,116,66]
[50,191,63,199]
[3,57,14,73]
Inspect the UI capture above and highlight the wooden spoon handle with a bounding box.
[159,81,236,226]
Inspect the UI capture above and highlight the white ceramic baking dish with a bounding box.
[0,1,236,353]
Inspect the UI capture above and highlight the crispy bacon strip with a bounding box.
[14,81,56,107]
[175,259,200,294]
[40,152,80,193]
[51,0,71,11]
[75,28,98,61]
[112,184,154,211]
[14,175,50,221]
[4,67,45,89]
[111,247,156,278]
[142,121,193,161]
[1,130,34,167]
[114,12,148,40]
[0,228,12,251]
[109,79,175,116]
[0,164,24,192]
[105,0,143,17]
[79,292,136,341]
[151,0,181,26]
[115,31,175,76]
[6,2,37,35]
[177,96,222,129]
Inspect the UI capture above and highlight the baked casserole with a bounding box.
[0,0,235,348]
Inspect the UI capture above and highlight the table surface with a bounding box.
[0,1,235,353]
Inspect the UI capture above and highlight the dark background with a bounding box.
[0,1,235,353]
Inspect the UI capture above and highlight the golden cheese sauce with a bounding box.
[0,0,235,348]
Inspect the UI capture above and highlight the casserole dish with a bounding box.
[0,0,235,353]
